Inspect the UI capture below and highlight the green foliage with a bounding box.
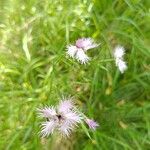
[0,0,150,149]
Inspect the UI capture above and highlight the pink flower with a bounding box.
[67,38,99,64]
[85,119,99,130]
[38,99,82,137]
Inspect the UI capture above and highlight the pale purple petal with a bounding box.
[59,121,73,137]
[66,45,77,58]
[76,38,92,48]
[38,107,56,118]
[85,119,99,130]
[84,43,100,51]
[65,111,82,125]
[59,111,81,137]
[41,121,57,137]
[76,38,86,48]
[76,49,90,64]
[76,38,99,51]
[57,99,74,113]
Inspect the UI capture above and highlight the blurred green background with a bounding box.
[0,0,150,149]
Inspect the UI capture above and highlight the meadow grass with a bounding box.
[0,0,150,149]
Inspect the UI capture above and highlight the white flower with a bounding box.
[38,99,82,137]
[66,38,99,64]
[114,45,125,58]
[116,58,127,74]
[114,45,127,73]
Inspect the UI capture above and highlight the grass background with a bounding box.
[0,0,150,149]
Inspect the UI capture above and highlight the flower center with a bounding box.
[56,114,63,121]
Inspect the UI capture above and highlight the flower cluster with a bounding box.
[38,98,99,137]
[66,38,99,64]
[37,37,128,139]
[114,45,127,73]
